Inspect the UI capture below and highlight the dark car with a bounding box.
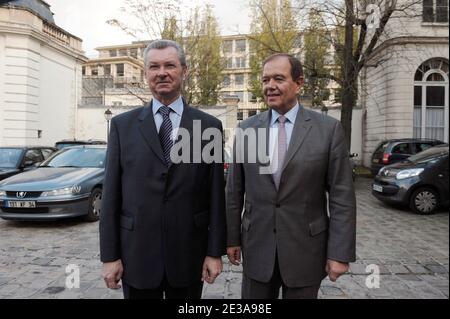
[370,138,444,175]
[55,139,106,150]
[0,145,106,221]
[0,146,57,181]
[372,144,449,215]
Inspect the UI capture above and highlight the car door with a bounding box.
[436,156,449,205]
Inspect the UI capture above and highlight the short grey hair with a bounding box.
[143,39,187,68]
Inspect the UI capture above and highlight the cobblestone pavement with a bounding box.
[0,178,448,299]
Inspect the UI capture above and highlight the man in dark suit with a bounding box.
[226,54,356,299]
[100,40,226,299]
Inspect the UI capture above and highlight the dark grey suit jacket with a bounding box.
[226,105,356,287]
[100,99,226,289]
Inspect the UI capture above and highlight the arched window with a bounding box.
[414,58,449,142]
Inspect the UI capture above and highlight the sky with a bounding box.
[45,0,251,57]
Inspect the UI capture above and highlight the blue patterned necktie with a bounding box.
[158,105,173,166]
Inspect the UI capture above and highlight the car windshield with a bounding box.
[42,148,106,168]
[406,146,449,163]
[0,148,23,168]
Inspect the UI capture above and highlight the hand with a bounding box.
[202,256,223,284]
[227,246,241,266]
[326,259,349,282]
[102,259,123,289]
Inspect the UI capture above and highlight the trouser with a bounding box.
[123,274,203,299]
[242,254,321,299]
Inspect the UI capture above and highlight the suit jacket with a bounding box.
[100,99,226,289]
[226,105,356,287]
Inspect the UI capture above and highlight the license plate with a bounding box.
[5,201,36,208]
[372,184,383,192]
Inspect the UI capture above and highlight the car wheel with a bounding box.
[84,188,102,222]
[409,187,439,215]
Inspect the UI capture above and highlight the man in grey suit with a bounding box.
[100,40,226,299]
[226,53,356,299]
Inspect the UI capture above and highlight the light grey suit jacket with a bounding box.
[226,105,356,287]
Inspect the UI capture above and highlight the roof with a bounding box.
[2,0,55,23]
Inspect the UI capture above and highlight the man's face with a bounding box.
[262,56,303,114]
[144,47,187,102]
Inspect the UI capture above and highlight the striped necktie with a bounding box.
[273,115,287,190]
[158,105,173,166]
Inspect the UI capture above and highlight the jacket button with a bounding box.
[273,228,276,233]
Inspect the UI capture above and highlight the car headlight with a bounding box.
[0,190,5,197]
[396,168,424,180]
[41,185,82,197]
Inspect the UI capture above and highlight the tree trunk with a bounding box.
[341,0,356,151]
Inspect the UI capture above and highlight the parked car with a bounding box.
[370,138,444,175]
[55,139,106,150]
[0,145,106,221]
[372,144,449,215]
[0,146,57,181]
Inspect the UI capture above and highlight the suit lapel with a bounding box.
[281,105,312,172]
[255,111,276,189]
[138,100,165,164]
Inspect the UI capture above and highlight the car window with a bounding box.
[0,148,23,168]
[42,148,106,168]
[413,143,433,154]
[373,142,388,158]
[24,149,44,165]
[407,146,449,163]
[41,149,55,159]
[391,143,410,154]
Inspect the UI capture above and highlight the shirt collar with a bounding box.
[152,96,184,116]
[270,103,299,126]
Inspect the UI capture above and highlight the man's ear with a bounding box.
[182,67,189,81]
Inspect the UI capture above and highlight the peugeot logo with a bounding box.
[16,191,27,199]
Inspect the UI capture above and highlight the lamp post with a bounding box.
[104,109,113,142]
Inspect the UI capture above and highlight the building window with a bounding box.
[130,48,138,58]
[116,63,124,77]
[235,57,246,68]
[234,74,244,87]
[248,110,257,117]
[91,66,98,76]
[223,40,233,53]
[119,49,128,57]
[237,111,243,121]
[235,39,246,52]
[234,91,244,102]
[103,64,111,76]
[109,50,117,57]
[82,66,86,76]
[423,0,449,22]
[225,57,233,69]
[113,101,123,106]
[413,58,449,142]
[223,75,231,87]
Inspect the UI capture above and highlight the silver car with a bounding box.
[0,146,106,222]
